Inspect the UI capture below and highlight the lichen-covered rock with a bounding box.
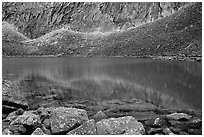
[67,119,97,135]
[49,107,89,134]
[95,116,145,135]
[31,128,45,135]
[10,111,41,128]
[93,111,107,122]
[165,113,192,121]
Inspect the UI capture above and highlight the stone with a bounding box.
[2,129,13,135]
[2,79,28,112]
[6,108,25,122]
[50,107,89,134]
[187,117,202,128]
[144,119,155,127]
[96,116,145,135]
[169,126,182,134]
[10,111,41,129]
[43,119,51,129]
[179,131,189,135]
[9,124,26,135]
[31,128,45,135]
[169,120,186,129]
[165,113,192,121]
[36,107,50,121]
[67,119,97,135]
[163,127,175,135]
[147,128,163,135]
[93,111,107,122]
[153,117,167,127]
[187,129,202,135]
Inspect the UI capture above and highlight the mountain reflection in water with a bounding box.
[2,57,202,111]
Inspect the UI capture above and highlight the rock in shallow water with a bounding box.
[67,119,97,135]
[165,113,192,121]
[95,116,145,135]
[49,107,89,134]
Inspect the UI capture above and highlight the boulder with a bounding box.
[2,79,28,113]
[67,119,97,135]
[93,111,107,122]
[10,111,41,134]
[31,128,45,135]
[96,116,145,135]
[153,117,167,127]
[6,108,24,122]
[165,113,192,121]
[49,107,88,134]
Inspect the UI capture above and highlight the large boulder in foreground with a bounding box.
[49,107,89,134]
[2,79,28,114]
[95,116,145,135]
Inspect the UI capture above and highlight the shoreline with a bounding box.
[2,79,202,135]
[2,55,202,62]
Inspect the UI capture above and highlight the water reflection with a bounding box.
[2,57,202,111]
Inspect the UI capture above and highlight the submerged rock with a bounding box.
[49,107,89,134]
[67,119,97,135]
[95,116,145,135]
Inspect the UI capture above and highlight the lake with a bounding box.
[2,57,202,111]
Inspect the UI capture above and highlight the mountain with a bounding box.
[2,2,202,60]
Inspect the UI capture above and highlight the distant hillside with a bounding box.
[2,2,202,60]
[92,2,202,58]
[2,22,31,56]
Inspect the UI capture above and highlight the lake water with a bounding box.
[2,57,202,111]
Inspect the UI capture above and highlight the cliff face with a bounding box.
[2,2,188,39]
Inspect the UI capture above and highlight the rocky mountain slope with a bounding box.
[2,2,202,60]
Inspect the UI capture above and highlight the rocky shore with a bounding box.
[2,79,202,135]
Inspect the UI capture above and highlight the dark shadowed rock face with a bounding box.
[95,116,145,135]
[49,107,89,134]
[67,119,97,135]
